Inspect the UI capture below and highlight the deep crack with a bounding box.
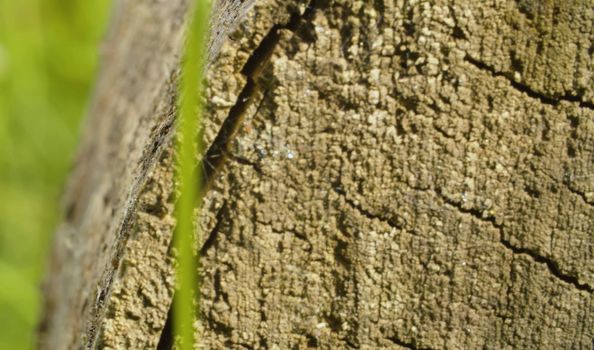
[434,188,593,293]
[334,179,592,293]
[159,1,322,347]
[465,55,594,110]
[332,184,404,230]
[566,185,594,207]
[200,0,320,194]
[386,335,435,350]
[200,202,228,255]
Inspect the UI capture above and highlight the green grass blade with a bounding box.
[174,0,212,349]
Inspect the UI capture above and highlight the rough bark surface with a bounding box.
[41,0,594,349]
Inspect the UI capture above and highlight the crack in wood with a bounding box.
[199,0,319,195]
[229,154,263,174]
[386,335,435,350]
[434,188,593,293]
[464,55,594,110]
[157,1,322,346]
[333,181,593,293]
[537,169,594,208]
[565,185,594,207]
[200,202,229,256]
[332,181,405,231]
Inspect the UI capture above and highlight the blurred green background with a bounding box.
[0,0,111,348]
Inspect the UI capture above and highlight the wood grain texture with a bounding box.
[39,0,255,348]
[41,0,594,349]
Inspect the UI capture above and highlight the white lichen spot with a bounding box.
[369,68,381,82]
[368,90,380,105]
[256,145,267,159]
[211,95,235,107]
[316,322,327,329]
[348,44,359,57]
[385,126,400,144]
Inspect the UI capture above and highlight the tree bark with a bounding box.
[40,0,594,349]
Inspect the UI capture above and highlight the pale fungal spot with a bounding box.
[256,145,267,159]
[369,68,381,82]
[211,95,235,107]
[286,150,295,159]
[368,90,380,105]
[316,322,327,329]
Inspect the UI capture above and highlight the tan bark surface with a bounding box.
[41,0,594,349]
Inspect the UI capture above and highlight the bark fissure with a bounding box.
[386,335,435,350]
[156,308,174,350]
[464,55,594,110]
[157,2,322,346]
[335,180,592,293]
[435,189,593,293]
[43,0,594,348]
[332,185,404,231]
[538,169,594,208]
[335,159,593,294]
[566,185,594,207]
[200,0,319,192]
[229,155,263,174]
[200,202,228,256]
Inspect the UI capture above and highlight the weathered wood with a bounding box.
[39,0,255,348]
[41,0,594,349]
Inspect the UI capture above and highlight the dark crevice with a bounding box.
[201,78,257,190]
[447,5,467,40]
[464,55,594,110]
[200,202,228,256]
[199,0,319,195]
[434,188,593,293]
[386,335,435,350]
[156,305,174,350]
[334,178,592,293]
[332,185,404,230]
[499,238,593,293]
[229,154,263,174]
[156,202,228,347]
[158,2,323,347]
[565,185,594,207]
[269,225,311,246]
[537,169,594,208]
[213,269,230,304]
[435,188,499,225]
[204,312,234,339]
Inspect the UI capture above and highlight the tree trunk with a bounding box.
[40,0,594,349]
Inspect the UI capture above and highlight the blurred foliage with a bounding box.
[0,0,111,348]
